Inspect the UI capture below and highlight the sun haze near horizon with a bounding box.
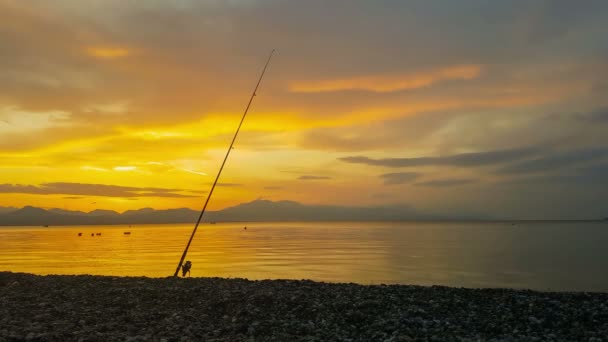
[1,1,607,220]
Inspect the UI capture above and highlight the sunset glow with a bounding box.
[1,1,607,219]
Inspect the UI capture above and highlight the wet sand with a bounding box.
[0,272,607,341]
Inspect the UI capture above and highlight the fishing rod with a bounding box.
[173,50,275,277]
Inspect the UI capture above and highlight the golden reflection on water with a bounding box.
[0,223,394,282]
[1,221,608,291]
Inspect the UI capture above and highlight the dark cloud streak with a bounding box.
[581,107,608,123]
[298,175,332,180]
[340,147,537,168]
[498,162,608,186]
[0,183,198,198]
[496,148,608,174]
[414,178,478,187]
[381,172,420,185]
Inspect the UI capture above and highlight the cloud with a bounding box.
[290,65,481,93]
[496,148,608,174]
[499,162,608,186]
[579,107,608,123]
[86,47,131,59]
[340,147,538,168]
[380,172,420,185]
[143,162,208,176]
[572,163,608,183]
[113,166,137,171]
[0,183,198,198]
[177,168,208,175]
[415,178,478,187]
[298,175,332,180]
[81,166,109,172]
[512,0,607,44]
[298,112,450,152]
[0,107,72,135]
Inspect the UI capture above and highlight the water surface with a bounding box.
[1,221,607,292]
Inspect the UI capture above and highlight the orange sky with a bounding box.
[1,0,607,219]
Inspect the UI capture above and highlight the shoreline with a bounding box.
[1,272,607,341]
[2,219,607,227]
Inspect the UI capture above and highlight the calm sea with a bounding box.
[1,221,607,292]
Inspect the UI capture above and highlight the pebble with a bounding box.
[0,272,606,341]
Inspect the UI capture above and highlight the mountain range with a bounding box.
[0,199,464,226]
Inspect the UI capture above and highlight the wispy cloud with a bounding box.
[179,168,208,176]
[113,166,137,172]
[578,107,608,123]
[81,166,108,172]
[499,163,608,186]
[144,162,208,176]
[0,183,197,198]
[496,148,608,174]
[0,107,72,134]
[86,47,130,59]
[415,178,477,187]
[381,172,420,185]
[340,147,538,168]
[290,65,482,93]
[298,175,332,180]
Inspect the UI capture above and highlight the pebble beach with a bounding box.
[1,272,607,341]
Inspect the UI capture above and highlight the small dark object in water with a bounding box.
[181,260,192,277]
[91,233,94,237]
[123,232,131,235]
[78,233,82,237]
[96,233,101,236]
[244,226,247,230]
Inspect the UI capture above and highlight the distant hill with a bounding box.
[0,206,200,226]
[48,208,89,216]
[209,199,425,221]
[89,209,120,216]
[0,199,448,226]
[0,206,17,214]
